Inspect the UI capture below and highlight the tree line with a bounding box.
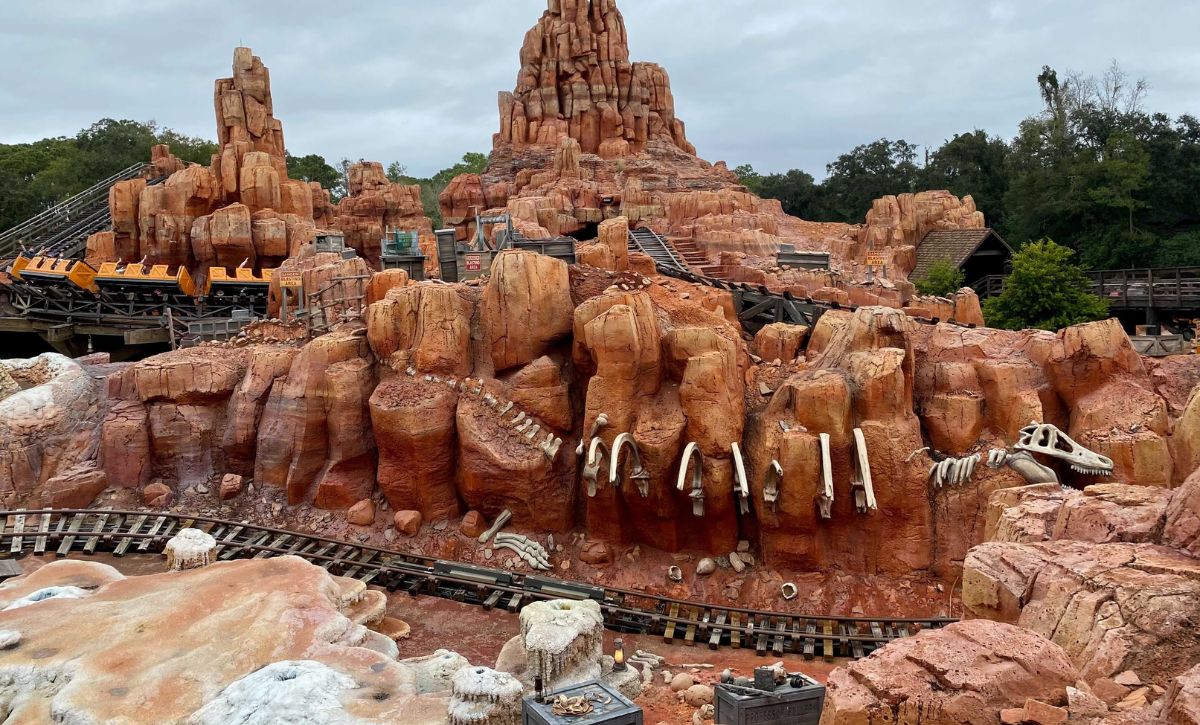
[0,118,488,234]
[0,119,216,232]
[736,63,1200,272]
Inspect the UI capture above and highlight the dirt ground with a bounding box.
[12,552,843,724]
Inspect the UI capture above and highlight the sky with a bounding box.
[2,1,1199,179]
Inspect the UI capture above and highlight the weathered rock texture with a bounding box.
[88,47,436,292]
[92,48,325,285]
[441,0,987,303]
[966,474,1200,686]
[519,599,605,691]
[331,161,437,272]
[0,354,103,506]
[0,557,448,723]
[821,620,1078,724]
[498,0,693,157]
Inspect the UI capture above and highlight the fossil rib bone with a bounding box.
[818,433,834,520]
[731,442,750,515]
[582,438,610,497]
[610,432,651,497]
[763,460,783,512]
[676,442,705,517]
[851,428,877,513]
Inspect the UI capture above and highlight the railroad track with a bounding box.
[0,509,955,660]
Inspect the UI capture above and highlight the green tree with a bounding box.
[385,161,408,183]
[733,163,763,195]
[919,130,1010,222]
[286,152,345,200]
[983,239,1109,330]
[915,260,966,298]
[383,152,491,228]
[812,138,919,222]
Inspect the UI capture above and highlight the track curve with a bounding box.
[0,509,955,660]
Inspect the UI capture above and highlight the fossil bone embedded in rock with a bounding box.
[609,432,650,497]
[1014,422,1115,476]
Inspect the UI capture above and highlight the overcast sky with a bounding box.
[2,1,1199,179]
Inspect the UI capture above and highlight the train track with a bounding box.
[0,509,955,661]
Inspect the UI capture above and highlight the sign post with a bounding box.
[278,271,303,323]
[865,251,887,282]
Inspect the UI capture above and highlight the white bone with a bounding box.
[478,509,512,544]
[677,442,702,492]
[731,442,751,505]
[778,421,791,433]
[763,460,783,511]
[405,367,416,376]
[541,435,562,461]
[515,419,532,434]
[818,433,834,519]
[524,424,540,441]
[483,394,497,408]
[498,401,513,415]
[511,412,526,426]
[852,428,877,512]
[423,375,433,382]
[583,437,609,497]
[610,433,650,496]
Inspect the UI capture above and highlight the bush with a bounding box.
[915,260,966,298]
[983,239,1109,331]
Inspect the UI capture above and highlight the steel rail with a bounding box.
[0,509,954,660]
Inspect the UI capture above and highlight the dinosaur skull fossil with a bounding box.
[1013,423,1114,476]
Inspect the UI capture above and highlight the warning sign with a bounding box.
[465,254,483,272]
[865,252,887,267]
[278,271,303,289]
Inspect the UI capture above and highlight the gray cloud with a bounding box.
[2,0,1198,178]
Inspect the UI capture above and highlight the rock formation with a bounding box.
[498,0,693,157]
[440,0,986,306]
[0,353,103,506]
[0,557,448,723]
[87,48,436,290]
[89,48,322,285]
[519,599,605,690]
[821,620,1079,724]
[331,161,437,271]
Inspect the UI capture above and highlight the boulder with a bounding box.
[964,540,1200,683]
[1162,663,1200,724]
[820,620,1077,724]
[394,510,422,537]
[460,511,488,538]
[219,474,246,501]
[482,251,574,372]
[347,499,376,527]
[141,481,175,508]
[1164,468,1200,557]
[35,465,108,509]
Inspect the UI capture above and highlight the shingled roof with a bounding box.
[911,228,1011,281]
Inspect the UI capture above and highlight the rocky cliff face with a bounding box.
[90,49,324,283]
[441,0,984,295]
[498,0,693,158]
[71,252,1200,586]
[87,48,434,283]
